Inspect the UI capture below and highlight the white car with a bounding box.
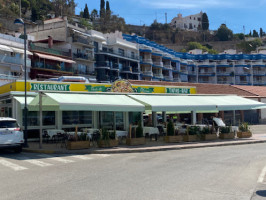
[0,118,24,153]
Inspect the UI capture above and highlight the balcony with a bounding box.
[173,77,181,82]
[72,35,94,47]
[253,70,265,75]
[253,80,265,85]
[163,64,172,70]
[120,66,132,73]
[141,59,153,64]
[180,69,188,74]
[153,73,164,79]
[132,67,140,74]
[164,76,173,81]
[198,70,215,76]
[0,74,22,80]
[235,80,251,85]
[98,48,139,60]
[30,43,71,57]
[142,71,153,77]
[0,54,31,66]
[73,52,93,61]
[32,62,74,73]
[217,80,232,84]
[153,62,163,68]
[188,71,197,75]
[216,70,233,76]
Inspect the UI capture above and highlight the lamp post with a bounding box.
[14,18,28,147]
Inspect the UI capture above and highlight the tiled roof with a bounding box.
[129,80,256,96]
[231,85,266,97]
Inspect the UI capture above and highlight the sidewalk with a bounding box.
[23,133,266,154]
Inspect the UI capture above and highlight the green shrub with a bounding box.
[167,120,175,136]
[188,126,200,135]
[239,122,250,132]
[201,127,211,134]
[101,128,109,140]
[136,121,143,138]
[78,133,88,141]
[220,126,231,134]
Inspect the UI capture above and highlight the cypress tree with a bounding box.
[83,4,89,19]
[202,13,209,30]
[100,0,105,18]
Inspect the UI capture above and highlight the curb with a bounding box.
[22,139,266,154]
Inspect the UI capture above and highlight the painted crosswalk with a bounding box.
[0,159,28,171]
[0,153,111,171]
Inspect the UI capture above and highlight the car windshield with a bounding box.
[0,121,19,128]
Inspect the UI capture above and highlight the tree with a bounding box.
[90,9,98,21]
[100,0,105,18]
[83,3,89,19]
[253,30,259,37]
[237,38,262,53]
[106,0,111,20]
[202,12,209,30]
[216,24,233,41]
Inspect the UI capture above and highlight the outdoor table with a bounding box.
[143,127,159,136]
[116,130,128,137]
[45,129,65,138]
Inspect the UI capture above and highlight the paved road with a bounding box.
[1,144,266,200]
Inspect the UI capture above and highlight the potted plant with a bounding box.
[164,120,183,143]
[98,128,119,148]
[237,122,252,138]
[67,132,90,150]
[183,126,201,142]
[219,126,235,139]
[126,121,146,145]
[201,126,218,141]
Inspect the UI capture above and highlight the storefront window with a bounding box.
[101,111,114,129]
[43,111,55,126]
[115,112,124,130]
[129,112,141,125]
[27,111,55,126]
[28,111,39,126]
[63,111,92,125]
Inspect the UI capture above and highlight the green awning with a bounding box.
[128,95,266,112]
[13,96,35,108]
[29,93,145,112]
[128,95,218,112]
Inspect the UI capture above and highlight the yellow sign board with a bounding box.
[0,80,196,94]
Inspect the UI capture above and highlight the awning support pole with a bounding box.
[39,91,43,149]
[191,111,196,125]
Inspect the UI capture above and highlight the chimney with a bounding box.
[48,36,53,48]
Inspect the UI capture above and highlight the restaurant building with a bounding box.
[0,79,265,138]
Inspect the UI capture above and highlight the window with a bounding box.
[118,48,125,56]
[129,112,141,125]
[27,111,55,126]
[63,111,92,125]
[43,111,55,126]
[131,52,135,59]
[115,112,124,130]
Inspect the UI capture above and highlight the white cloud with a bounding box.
[136,0,257,9]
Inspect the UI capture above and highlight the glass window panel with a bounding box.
[43,111,55,126]
[115,112,124,130]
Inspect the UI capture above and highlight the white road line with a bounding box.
[258,166,266,183]
[36,154,75,164]
[19,157,53,167]
[0,159,28,171]
[94,154,110,158]
[70,155,93,160]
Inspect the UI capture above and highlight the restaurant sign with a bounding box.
[166,87,191,94]
[30,83,70,91]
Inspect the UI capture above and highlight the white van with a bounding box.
[0,118,24,153]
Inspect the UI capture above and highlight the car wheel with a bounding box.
[14,146,22,153]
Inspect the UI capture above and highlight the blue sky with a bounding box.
[75,0,266,34]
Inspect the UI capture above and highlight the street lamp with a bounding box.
[14,18,28,147]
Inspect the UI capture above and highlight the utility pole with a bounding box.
[165,13,167,24]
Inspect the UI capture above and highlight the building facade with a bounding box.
[170,12,203,31]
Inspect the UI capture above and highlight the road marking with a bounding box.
[258,166,266,183]
[70,155,93,160]
[19,157,53,167]
[0,159,27,171]
[94,154,110,158]
[36,154,75,164]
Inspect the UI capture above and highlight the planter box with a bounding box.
[98,139,118,148]
[67,141,90,150]
[203,134,218,141]
[126,137,146,146]
[183,135,199,142]
[237,131,252,138]
[219,132,235,139]
[164,135,183,143]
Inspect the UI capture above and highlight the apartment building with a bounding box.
[0,33,32,85]
[95,31,140,83]
[123,34,266,86]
